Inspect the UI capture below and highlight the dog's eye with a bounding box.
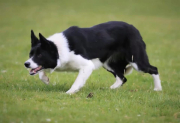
[38,54,42,58]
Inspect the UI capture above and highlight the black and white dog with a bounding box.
[24,21,162,94]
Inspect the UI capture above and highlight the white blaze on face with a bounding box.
[25,57,38,68]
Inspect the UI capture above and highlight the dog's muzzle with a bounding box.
[24,62,30,68]
[24,62,43,75]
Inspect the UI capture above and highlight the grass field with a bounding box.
[0,0,180,122]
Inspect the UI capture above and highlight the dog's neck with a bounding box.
[47,32,70,71]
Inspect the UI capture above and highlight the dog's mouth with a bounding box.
[30,66,43,75]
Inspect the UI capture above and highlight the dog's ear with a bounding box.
[39,33,49,48]
[31,30,39,47]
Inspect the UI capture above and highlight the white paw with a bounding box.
[66,89,79,94]
[154,87,162,91]
[110,83,121,89]
[41,77,49,85]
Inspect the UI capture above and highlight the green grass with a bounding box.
[0,0,180,122]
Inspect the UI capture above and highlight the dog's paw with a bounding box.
[110,85,116,89]
[66,89,78,94]
[110,85,120,89]
[110,83,121,89]
[154,87,162,91]
[41,77,49,85]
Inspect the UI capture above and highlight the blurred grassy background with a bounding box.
[0,0,180,123]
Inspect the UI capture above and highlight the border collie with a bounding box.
[24,21,162,94]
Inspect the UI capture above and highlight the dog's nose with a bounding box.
[24,62,30,68]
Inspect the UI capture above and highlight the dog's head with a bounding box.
[24,30,59,75]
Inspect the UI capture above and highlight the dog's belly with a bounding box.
[55,68,78,72]
[55,64,79,72]
[54,58,103,72]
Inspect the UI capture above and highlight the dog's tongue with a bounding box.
[30,66,42,75]
[30,69,36,74]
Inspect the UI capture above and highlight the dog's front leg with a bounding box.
[39,71,49,85]
[66,65,94,94]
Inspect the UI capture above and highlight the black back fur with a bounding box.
[64,21,158,82]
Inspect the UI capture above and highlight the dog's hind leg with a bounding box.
[130,62,162,91]
[106,70,123,89]
[152,72,162,91]
[104,59,127,89]
[127,46,162,91]
[110,76,125,89]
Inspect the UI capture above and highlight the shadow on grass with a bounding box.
[2,82,69,93]
[23,83,69,92]
[21,83,109,94]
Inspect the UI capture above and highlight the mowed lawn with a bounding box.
[0,0,180,123]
